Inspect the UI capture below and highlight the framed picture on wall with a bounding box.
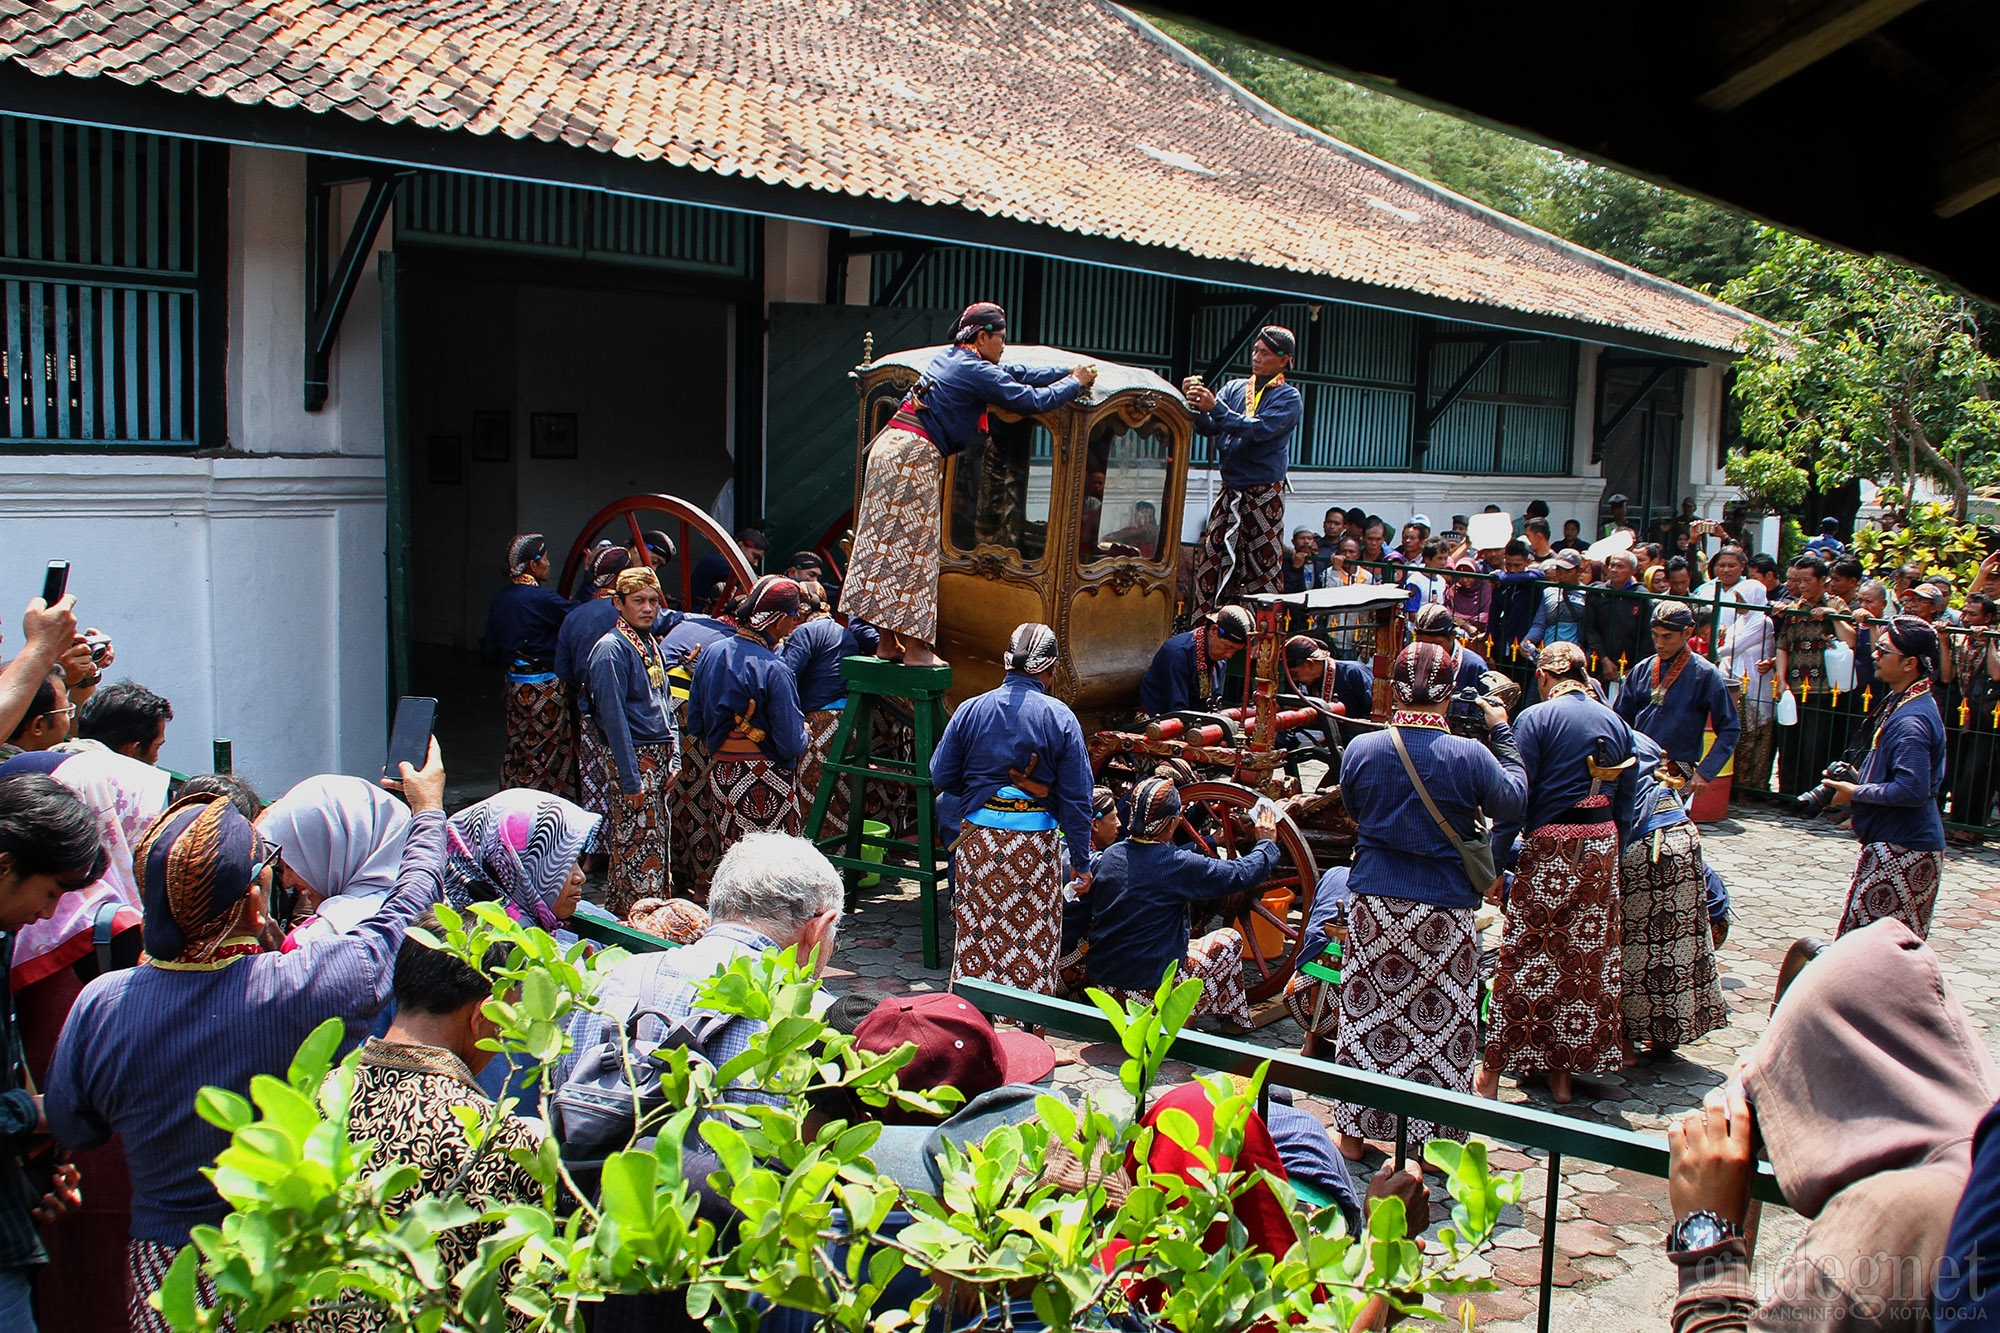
[530,413,578,459]
[471,411,510,461]
[426,434,463,484]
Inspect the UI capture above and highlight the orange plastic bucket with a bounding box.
[1242,886,1295,959]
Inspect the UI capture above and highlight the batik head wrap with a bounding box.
[507,533,547,579]
[1254,326,1296,358]
[638,529,677,566]
[614,566,661,599]
[1652,601,1696,630]
[1004,622,1060,674]
[1283,635,1326,670]
[953,302,1007,343]
[1127,777,1182,841]
[1209,604,1255,644]
[740,574,803,633]
[1153,757,1198,787]
[135,793,259,962]
[1091,786,1117,819]
[1392,641,1457,707]
[255,775,411,900]
[1537,641,1590,683]
[590,545,631,590]
[444,790,601,932]
[1411,603,1457,639]
[1885,615,1941,675]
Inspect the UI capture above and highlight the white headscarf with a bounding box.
[256,775,413,899]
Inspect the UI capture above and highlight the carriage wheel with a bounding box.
[1175,781,1320,1005]
[559,494,756,610]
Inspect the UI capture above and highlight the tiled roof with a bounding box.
[0,0,1755,352]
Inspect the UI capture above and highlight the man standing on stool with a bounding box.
[844,302,1094,667]
[1184,326,1303,614]
[1614,602,1740,793]
[1821,615,1947,938]
[931,623,1094,994]
[587,567,677,916]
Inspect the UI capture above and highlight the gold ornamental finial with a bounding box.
[862,331,874,367]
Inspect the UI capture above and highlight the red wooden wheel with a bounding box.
[1175,780,1320,1004]
[560,494,756,610]
[811,508,854,587]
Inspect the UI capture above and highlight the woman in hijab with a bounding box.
[444,789,601,942]
[256,775,413,943]
[1666,919,1998,1333]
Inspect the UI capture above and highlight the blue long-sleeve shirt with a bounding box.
[587,627,676,793]
[659,613,731,671]
[1490,570,1546,658]
[1139,630,1225,717]
[555,595,621,692]
[46,810,447,1247]
[1615,650,1740,780]
[1512,689,1635,833]
[909,345,1083,457]
[1340,723,1527,909]
[781,616,860,713]
[687,632,808,766]
[930,673,1094,873]
[484,582,574,669]
[1616,731,1691,841]
[1850,687,1947,851]
[1084,838,1283,990]
[1192,375,1303,489]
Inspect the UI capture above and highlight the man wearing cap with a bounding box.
[1601,494,1632,539]
[587,567,680,915]
[1805,516,1847,558]
[1522,550,1589,668]
[1819,616,1948,937]
[559,545,633,818]
[1138,605,1254,718]
[687,575,810,892]
[1184,326,1303,614]
[846,303,1096,668]
[1613,602,1740,796]
[1772,554,1856,797]
[486,533,577,798]
[931,623,1093,995]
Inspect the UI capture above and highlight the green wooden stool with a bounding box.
[803,656,951,967]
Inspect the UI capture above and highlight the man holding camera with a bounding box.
[1819,616,1948,939]
[1613,602,1739,796]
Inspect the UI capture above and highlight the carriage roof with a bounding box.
[865,345,1187,406]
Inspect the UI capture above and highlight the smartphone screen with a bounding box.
[384,696,437,778]
[41,561,69,606]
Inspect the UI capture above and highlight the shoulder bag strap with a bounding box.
[1388,725,1465,844]
[93,901,123,975]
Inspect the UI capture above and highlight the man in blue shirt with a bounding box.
[557,545,631,819]
[1184,326,1304,614]
[1138,605,1253,718]
[1614,601,1740,797]
[585,567,679,915]
[485,533,576,798]
[1804,516,1846,557]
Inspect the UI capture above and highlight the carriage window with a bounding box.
[1080,417,1173,564]
[948,416,1055,562]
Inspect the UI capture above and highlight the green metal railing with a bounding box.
[955,978,1782,1333]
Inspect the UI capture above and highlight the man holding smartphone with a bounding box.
[586,567,678,916]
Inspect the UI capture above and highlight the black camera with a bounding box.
[1447,685,1494,736]
[1799,760,1862,817]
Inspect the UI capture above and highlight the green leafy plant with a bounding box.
[157,912,1520,1332]
[1852,501,1996,604]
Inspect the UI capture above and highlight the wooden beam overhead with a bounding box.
[1698,0,1932,111]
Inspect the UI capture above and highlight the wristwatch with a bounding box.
[1667,1209,1743,1253]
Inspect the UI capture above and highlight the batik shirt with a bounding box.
[1776,592,1850,684]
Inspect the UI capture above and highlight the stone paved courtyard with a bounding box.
[821,804,2000,1333]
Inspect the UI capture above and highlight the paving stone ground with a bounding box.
[826,803,2000,1333]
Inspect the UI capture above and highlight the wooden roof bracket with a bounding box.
[305,158,409,412]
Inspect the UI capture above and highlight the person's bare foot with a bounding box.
[873,630,904,661]
[1549,1070,1574,1104]
[1473,1066,1500,1100]
[1337,1133,1368,1162]
[1620,1040,1639,1070]
[902,641,947,668]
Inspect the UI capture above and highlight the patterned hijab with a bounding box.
[135,793,260,962]
[1005,622,1060,674]
[1392,641,1457,707]
[256,775,412,899]
[444,790,600,932]
[1127,777,1182,841]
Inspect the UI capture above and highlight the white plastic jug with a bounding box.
[1776,688,1799,727]
[1822,638,1857,693]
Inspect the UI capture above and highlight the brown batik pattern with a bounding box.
[669,734,717,898]
[1333,896,1478,1146]
[798,707,852,837]
[130,1239,228,1333]
[1619,823,1728,1048]
[844,427,943,642]
[1190,482,1287,615]
[702,754,802,892]
[1484,828,1624,1079]
[1096,927,1254,1028]
[604,741,673,918]
[575,717,613,816]
[949,824,1066,993]
[1838,842,1943,940]
[502,676,574,797]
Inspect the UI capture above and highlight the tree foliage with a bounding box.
[1722,233,2000,517]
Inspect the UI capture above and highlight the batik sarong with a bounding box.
[845,427,943,642]
[701,747,801,894]
[1334,896,1478,1146]
[1732,719,1775,794]
[604,741,673,918]
[798,707,851,837]
[132,1238,228,1332]
[950,824,1065,993]
[1284,963,1339,1041]
[502,675,573,797]
[868,698,918,837]
[1618,823,1727,1048]
[575,716,613,816]
[1484,805,1623,1078]
[1097,927,1254,1028]
[1838,841,1944,939]
[1190,482,1287,614]
[669,734,717,897]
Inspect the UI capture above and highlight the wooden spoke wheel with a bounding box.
[559,494,756,610]
[1174,781,1320,1004]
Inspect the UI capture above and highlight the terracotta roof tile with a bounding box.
[0,0,1753,350]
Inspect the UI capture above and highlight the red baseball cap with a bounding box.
[853,993,1057,1124]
